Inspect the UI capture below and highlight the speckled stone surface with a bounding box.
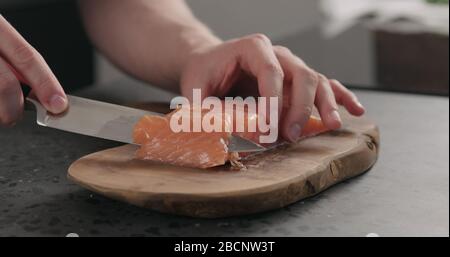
[0,79,448,237]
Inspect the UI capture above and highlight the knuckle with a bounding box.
[329,79,340,85]
[259,63,284,80]
[298,68,319,88]
[274,45,292,55]
[252,33,271,42]
[13,44,39,68]
[318,73,328,82]
[327,99,339,111]
[262,62,284,78]
[308,70,320,85]
[309,71,319,87]
[247,33,272,46]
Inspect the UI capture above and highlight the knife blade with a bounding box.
[25,95,265,152]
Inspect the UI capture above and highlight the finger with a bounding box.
[329,79,365,116]
[0,15,67,114]
[315,74,341,130]
[274,46,319,142]
[236,34,284,116]
[0,56,24,126]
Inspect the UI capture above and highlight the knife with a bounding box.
[25,95,266,153]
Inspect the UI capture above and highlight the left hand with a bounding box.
[180,34,365,142]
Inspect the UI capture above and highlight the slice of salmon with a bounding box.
[133,114,236,169]
[133,107,328,169]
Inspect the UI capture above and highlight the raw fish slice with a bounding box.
[133,107,328,169]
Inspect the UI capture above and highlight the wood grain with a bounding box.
[68,109,379,218]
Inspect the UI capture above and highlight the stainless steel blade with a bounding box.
[228,135,266,152]
[26,95,163,144]
[26,95,266,152]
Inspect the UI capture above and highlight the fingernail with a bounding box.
[49,95,68,114]
[289,123,301,142]
[330,110,342,123]
[357,101,364,108]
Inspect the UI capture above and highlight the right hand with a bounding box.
[0,15,67,126]
[181,34,365,142]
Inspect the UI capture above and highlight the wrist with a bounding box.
[177,25,222,78]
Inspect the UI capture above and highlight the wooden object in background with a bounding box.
[375,30,449,95]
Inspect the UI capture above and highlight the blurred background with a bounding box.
[1,0,448,96]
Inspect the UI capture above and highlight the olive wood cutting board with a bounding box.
[68,104,379,218]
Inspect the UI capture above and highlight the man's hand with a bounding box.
[180,34,366,142]
[0,15,67,126]
[78,0,365,142]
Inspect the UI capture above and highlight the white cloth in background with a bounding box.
[319,0,449,37]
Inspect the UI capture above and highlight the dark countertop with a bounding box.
[0,78,448,237]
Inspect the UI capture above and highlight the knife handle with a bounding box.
[24,97,37,112]
[24,96,44,113]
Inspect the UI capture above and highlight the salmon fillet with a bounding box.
[133,107,328,169]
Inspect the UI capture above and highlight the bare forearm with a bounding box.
[78,0,221,92]
[77,0,365,143]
